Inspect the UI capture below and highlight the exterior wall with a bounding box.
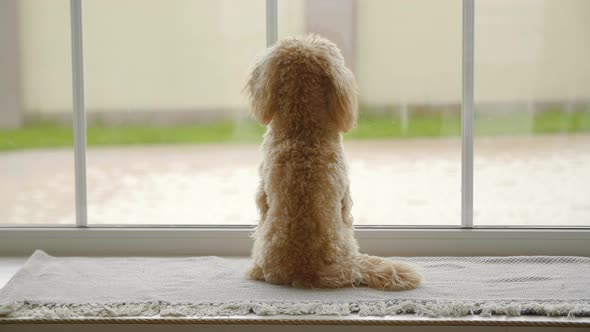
[304,0,356,73]
[356,0,590,106]
[18,0,266,115]
[17,0,73,116]
[356,0,462,106]
[0,0,23,128]
[11,0,590,124]
[475,0,590,104]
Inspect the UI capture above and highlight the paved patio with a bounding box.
[1,135,589,226]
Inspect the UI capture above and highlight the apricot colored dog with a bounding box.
[245,35,422,290]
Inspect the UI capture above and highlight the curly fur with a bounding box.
[244,34,422,290]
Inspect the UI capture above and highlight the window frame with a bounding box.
[1,227,589,256]
[1,0,589,257]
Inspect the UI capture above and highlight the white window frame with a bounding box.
[1,0,589,257]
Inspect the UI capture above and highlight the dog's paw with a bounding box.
[246,265,265,281]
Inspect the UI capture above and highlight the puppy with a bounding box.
[244,35,422,290]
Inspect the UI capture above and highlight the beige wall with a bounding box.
[475,0,590,103]
[356,0,590,106]
[18,0,73,114]
[14,0,590,118]
[356,0,463,105]
[0,0,23,128]
[19,0,267,113]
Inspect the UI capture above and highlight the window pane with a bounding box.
[279,0,462,225]
[474,0,590,226]
[0,0,75,225]
[83,0,265,224]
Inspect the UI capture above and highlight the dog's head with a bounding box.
[245,34,358,132]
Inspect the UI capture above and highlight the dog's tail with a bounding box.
[353,254,422,291]
[316,254,422,290]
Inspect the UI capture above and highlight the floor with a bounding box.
[1,134,589,226]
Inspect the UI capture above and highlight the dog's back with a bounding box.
[260,129,352,287]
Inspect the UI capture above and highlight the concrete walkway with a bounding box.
[1,135,589,226]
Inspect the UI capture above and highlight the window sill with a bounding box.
[0,227,589,256]
[1,257,589,331]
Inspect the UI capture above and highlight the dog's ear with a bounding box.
[326,53,359,133]
[244,47,279,125]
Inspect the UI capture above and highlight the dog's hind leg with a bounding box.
[247,165,270,283]
[315,261,362,289]
[247,264,265,281]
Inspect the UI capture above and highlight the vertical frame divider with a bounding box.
[70,0,88,227]
[461,0,475,228]
[266,0,278,46]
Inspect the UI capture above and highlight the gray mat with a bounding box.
[1,250,589,319]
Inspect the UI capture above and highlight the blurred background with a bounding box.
[1,0,589,226]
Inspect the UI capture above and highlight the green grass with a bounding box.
[1,109,589,151]
[0,121,265,151]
